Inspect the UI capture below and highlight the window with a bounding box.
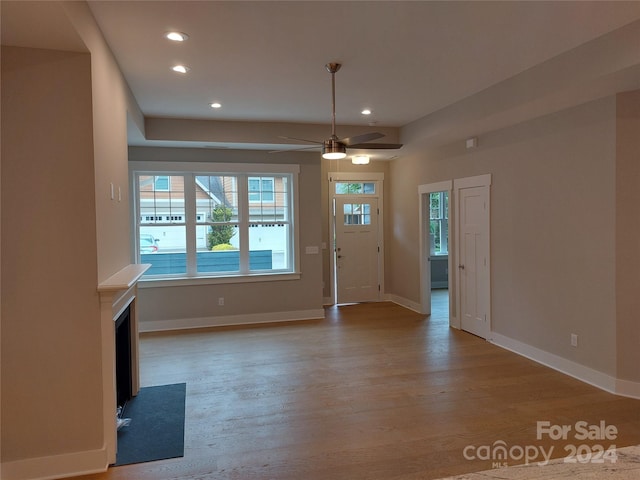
[335,182,375,195]
[248,177,274,202]
[343,203,371,225]
[429,191,448,255]
[154,175,170,191]
[132,163,299,280]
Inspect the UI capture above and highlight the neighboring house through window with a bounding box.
[248,176,275,202]
[154,175,170,191]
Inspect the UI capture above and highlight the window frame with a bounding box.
[130,161,301,286]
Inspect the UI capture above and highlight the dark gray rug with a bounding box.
[114,383,186,466]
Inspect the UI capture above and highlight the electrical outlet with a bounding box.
[571,334,578,347]
[218,297,224,306]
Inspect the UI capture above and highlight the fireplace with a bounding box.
[115,305,133,409]
[98,263,150,464]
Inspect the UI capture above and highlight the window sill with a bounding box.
[138,271,302,288]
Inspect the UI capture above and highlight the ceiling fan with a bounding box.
[279,63,403,159]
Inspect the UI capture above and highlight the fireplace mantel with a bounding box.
[97,263,150,465]
[98,263,150,292]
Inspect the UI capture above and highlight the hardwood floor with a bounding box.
[73,291,640,480]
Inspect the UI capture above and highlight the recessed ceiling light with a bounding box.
[209,102,222,109]
[171,65,190,74]
[165,31,189,42]
[361,109,372,115]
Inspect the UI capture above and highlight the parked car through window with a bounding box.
[139,234,158,254]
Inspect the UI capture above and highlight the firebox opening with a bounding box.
[115,305,133,411]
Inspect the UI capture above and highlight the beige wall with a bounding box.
[615,89,640,383]
[1,3,143,474]
[389,96,618,376]
[1,46,103,460]
[64,1,142,282]
[128,147,324,325]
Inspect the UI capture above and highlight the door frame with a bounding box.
[418,174,491,331]
[418,181,453,320]
[454,174,491,334]
[328,172,385,305]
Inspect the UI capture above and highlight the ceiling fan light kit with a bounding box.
[352,155,370,165]
[322,139,347,159]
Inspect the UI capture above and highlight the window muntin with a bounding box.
[248,177,274,203]
[134,169,296,279]
[139,175,185,223]
[429,191,448,255]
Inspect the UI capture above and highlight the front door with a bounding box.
[335,197,380,304]
[457,185,490,338]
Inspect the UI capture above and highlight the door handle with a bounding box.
[458,264,465,269]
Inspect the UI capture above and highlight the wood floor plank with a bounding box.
[69,294,640,480]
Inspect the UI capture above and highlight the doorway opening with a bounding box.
[418,175,491,336]
[429,190,450,320]
[419,181,453,321]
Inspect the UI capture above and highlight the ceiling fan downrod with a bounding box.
[326,63,341,140]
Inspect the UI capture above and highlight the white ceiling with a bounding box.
[86,0,640,125]
[3,1,640,153]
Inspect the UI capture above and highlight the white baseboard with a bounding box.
[1,448,107,480]
[616,378,640,399]
[489,332,640,398]
[139,308,326,332]
[384,293,423,313]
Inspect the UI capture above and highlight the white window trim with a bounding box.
[130,162,300,285]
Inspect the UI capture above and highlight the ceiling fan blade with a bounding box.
[347,143,403,150]
[278,135,322,144]
[269,145,320,154]
[340,132,385,146]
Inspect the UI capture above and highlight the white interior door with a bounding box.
[335,197,380,303]
[457,184,490,338]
